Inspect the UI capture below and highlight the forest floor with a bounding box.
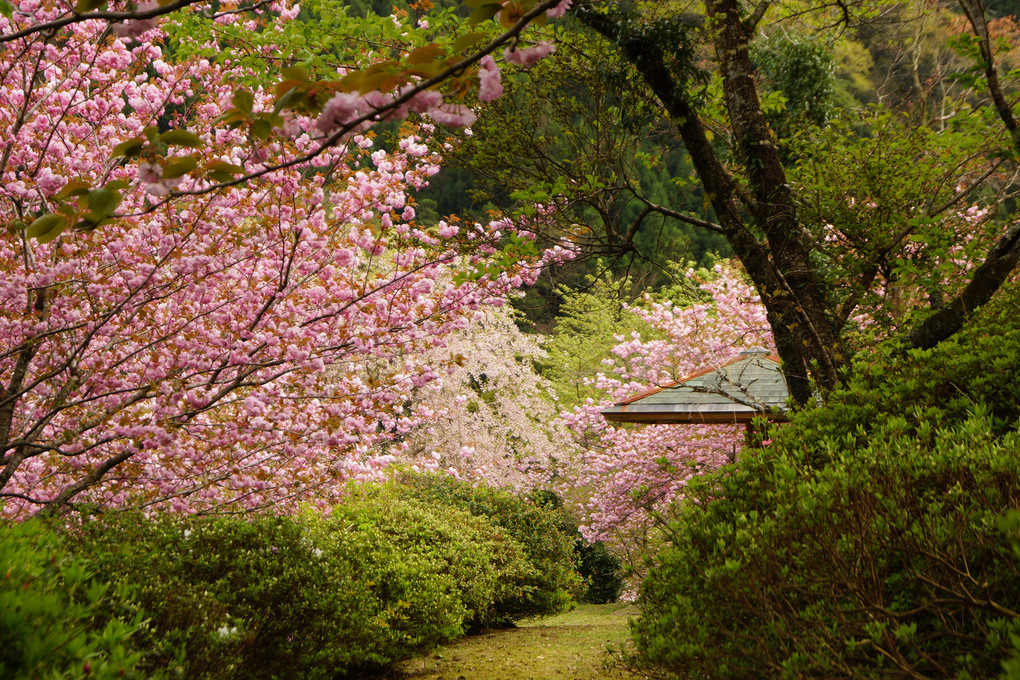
[387,603,651,680]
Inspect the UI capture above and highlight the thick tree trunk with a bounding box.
[574,1,841,405]
[705,0,840,393]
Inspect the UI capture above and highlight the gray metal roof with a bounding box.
[601,348,790,424]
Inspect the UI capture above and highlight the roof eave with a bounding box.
[601,406,789,424]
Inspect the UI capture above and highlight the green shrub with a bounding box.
[300,487,539,636]
[635,416,1020,679]
[528,488,624,605]
[633,284,1020,679]
[769,286,1020,464]
[72,485,564,679]
[397,474,583,623]
[575,539,624,604]
[75,511,376,680]
[0,518,157,680]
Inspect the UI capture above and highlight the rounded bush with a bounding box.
[299,488,539,639]
[635,419,1020,679]
[633,284,1020,679]
[397,473,583,623]
[74,511,377,679]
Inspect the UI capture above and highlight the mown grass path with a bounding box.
[389,604,647,680]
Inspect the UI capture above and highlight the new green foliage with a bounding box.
[398,473,584,623]
[300,486,541,634]
[74,511,383,679]
[0,519,157,680]
[751,33,836,133]
[539,276,650,408]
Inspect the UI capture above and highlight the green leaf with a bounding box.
[205,160,245,179]
[159,130,205,148]
[161,156,198,180]
[358,69,401,93]
[258,112,284,128]
[74,0,105,10]
[232,89,255,114]
[281,65,311,82]
[87,187,121,217]
[274,86,308,112]
[451,31,487,53]
[55,180,92,200]
[467,3,501,26]
[0,0,13,18]
[405,63,444,79]
[76,216,116,232]
[110,137,146,158]
[404,43,445,65]
[215,108,248,126]
[251,118,273,140]
[26,214,69,243]
[337,73,366,93]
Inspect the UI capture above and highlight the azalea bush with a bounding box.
[311,485,551,630]
[632,282,1020,679]
[0,518,158,680]
[67,479,581,678]
[398,472,583,623]
[73,512,361,679]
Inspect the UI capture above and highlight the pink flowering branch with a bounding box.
[540,263,775,545]
[6,0,570,240]
[0,14,557,515]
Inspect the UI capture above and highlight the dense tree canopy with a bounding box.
[0,0,574,514]
[434,0,1020,403]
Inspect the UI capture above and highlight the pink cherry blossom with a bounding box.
[316,92,367,133]
[112,1,159,39]
[504,41,556,67]
[478,55,503,102]
[546,0,573,18]
[540,263,774,546]
[428,103,477,127]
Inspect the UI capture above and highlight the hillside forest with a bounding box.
[2,0,1020,678]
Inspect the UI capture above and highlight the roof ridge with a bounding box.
[615,352,781,406]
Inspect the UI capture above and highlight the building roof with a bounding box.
[600,348,790,424]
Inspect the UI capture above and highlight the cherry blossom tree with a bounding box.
[2,0,573,246]
[401,301,567,488]
[547,262,773,552]
[0,0,572,516]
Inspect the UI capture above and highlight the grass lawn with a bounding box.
[388,603,646,680]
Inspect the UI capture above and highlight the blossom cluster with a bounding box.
[401,303,567,488]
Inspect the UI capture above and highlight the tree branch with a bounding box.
[907,222,1020,349]
[633,194,726,234]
